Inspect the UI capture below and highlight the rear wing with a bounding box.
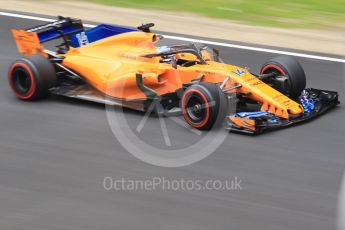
[12,16,84,56]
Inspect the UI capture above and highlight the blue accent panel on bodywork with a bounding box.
[299,90,316,113]
[234,110,270,118]
[70,24,137,47]
[232,110,280,124]
[37,24,84,43]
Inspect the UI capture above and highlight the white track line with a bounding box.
[1,11,344,63]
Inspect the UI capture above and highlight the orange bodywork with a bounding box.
[15,30,304,119]
[230,117,256,132]
[12,29,47,57]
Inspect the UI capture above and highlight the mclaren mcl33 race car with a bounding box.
[8,16,339,134]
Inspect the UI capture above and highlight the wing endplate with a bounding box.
[11,29,47,57]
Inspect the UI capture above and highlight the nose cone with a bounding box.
[289,104,304,115]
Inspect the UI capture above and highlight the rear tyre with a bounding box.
[260,56,306,99]
[8,55,56,101]
[181,82,228,130]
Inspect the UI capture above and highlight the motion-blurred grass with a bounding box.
[85,0,345,28]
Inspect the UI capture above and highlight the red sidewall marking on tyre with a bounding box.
[181,89,210,129]
[9,62,36,100]
[261,64,286,75]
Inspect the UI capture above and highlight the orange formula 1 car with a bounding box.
[8,16,339,134]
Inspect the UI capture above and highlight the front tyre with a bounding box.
[8,55,56,101]
[260,56,306,99]
[181,83,228,130]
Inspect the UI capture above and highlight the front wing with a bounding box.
[227,88,339,134]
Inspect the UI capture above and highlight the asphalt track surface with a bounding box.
[0,13,344,230]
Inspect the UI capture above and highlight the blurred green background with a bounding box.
[84,0,345,28]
